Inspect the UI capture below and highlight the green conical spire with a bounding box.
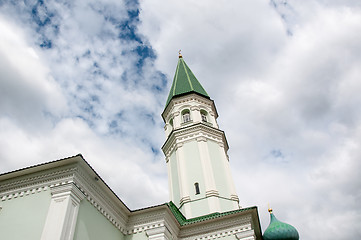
[165,54,209,108]
[263,209,299,240]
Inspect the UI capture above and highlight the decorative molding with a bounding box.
[71,168,129,233]
[196,136,207,142]
[180,196,191,205]
[230,195,240,203]
[180,222,253,240]
[190,106,200,111]
[0,166,77,195]
[1,185,50,202]
[146,226,172,240]
[205,190,220,198]
[235,229,255,240]
[162,123,228,158]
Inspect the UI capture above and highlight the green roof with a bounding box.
[263,213,299,240]
[167,201,256,226]
[165,56,209,108]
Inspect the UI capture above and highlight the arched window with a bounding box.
[182,109,191,123]
[200,110,208,122]
[194,182,200,195]
[169,118,174,128]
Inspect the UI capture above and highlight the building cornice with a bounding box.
[162,123,229,158]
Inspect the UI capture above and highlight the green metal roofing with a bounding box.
[167,201,256,226]
[263,213,299,240]
[165,56,209,108]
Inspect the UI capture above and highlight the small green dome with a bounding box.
[263,210,299,240]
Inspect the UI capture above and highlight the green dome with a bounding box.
[263,211,299,240]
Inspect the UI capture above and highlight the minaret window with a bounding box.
[169,118,174,128]
[194,182,200,195]
[200,110,208,122]
[182,109,191,123]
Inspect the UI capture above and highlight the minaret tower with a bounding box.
[162,53,240,219]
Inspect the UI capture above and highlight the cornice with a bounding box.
[126,205,181,237]
[72,166,129,232]
[179,214,253,239]
[162,123,229,157]
[0,164,77,194]
[181,225,253,240]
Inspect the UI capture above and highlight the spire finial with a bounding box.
[268,203,273,213]
[178,50,182,58]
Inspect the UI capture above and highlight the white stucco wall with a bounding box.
[73,199,125,240]
[0,190,51,240]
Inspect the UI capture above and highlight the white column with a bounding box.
[218,142,240,207]
[173,112,180,129]
[41,183,85,240]
[209,111,219,129]
[164,123,171,137]
[197,136,221,213]
[176,143,191,217]
[166,155,174,202]
[191,106,201,123]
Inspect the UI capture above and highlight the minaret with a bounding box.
[162,53,240,219]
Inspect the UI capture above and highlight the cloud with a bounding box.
[139,0,361,238]
[0,15,66,131]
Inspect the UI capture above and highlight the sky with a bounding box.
[0,0,360,238]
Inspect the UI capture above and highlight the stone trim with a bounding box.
[162,123,228,157]
[181,224,253,240]
[1,184,50,202]
[146,226,172,240]
[235,229,255,240]
[179,216,252,237]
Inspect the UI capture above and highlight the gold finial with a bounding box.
[268,203,273,213]
[178,50,182,58]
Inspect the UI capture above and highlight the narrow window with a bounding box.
[182,110,191,123]
[194,182,200,195]
[169,118,174,128]
[200,110,207,122]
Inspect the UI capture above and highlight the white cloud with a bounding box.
[139,0,361,238]
[0,15,66,131]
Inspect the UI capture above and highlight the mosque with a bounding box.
[0,54,299,240]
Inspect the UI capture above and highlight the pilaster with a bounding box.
[41,182,85,240]
[176,143,192,217]
[196,136,221,213]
